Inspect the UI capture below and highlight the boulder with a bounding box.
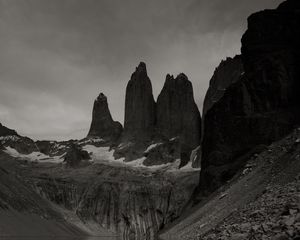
[200,0,300,193]
[87,93,122,142]
[123,62,156,141]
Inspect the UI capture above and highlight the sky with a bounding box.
[0,0,283,140]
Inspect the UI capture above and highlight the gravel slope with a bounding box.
[160,128,300,240]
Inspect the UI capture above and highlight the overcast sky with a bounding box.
[0,0,283,140]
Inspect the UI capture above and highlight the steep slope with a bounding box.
[160,127,300,240]
[12,154,199,239]
[200,0,300,193]
[0,153,106,238]
[202,55,244,117]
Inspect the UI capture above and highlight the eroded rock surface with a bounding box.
[24,162,199,239]
[200,0,300,193]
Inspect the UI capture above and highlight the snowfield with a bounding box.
[3,144,200,172]
[4,146,65,163]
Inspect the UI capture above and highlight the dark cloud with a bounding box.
[0,0,283,140]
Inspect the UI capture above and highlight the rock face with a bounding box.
[157,74,201,149]
[0,123,38,154]
[0,123,17,136]
[143,138,181,166]
[23,161,199,240]
[87,93,122,142]
[123,62,156,141]
[202,55,244,117]
[200,0,300,193]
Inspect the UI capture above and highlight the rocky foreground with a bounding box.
[160,128,300,240]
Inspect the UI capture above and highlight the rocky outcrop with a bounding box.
[0,123,38,154]
[143,138,181,166]
[157,74,201,149]
[64,143,90,167]
[123,62,156,141]
[203,55,244,116]
[0,123,18,136]
[87,93,122,142]
[200,0,300,193]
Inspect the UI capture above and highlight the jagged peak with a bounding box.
[176,73,188,80]
[134,62,147,75]
[96,92,107,102]
[165,74,174,82]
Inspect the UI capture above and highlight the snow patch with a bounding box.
[4,146,64,163]
[179,161,201,172]
[144,143,163,153]
[0,135,21,144]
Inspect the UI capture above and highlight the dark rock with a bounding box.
[203,55,244,117]
[87,93,122,142]
[143,138,181,166]
[155,73,201,167]
[156,73,201,149]
[36,140,75,157]
[64,143,90,167]
[0,123,17,136]
[113,141,147,162]
[0,123,38,154]
[123,62,156,141]
[191,146,201,168]
[200,0,300,193]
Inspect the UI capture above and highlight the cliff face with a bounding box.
[123,62,156,141]
[202,55,244,117]
[118,63,201,167]
[87,93,122,142]
[200,0,300,193]
[0,123,18,136]
[157,74,201,149]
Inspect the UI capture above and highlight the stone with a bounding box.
[0,123,38,154]
[156,73,201,149]
[87,93,122,142]
[200,0,300,193]
[143,138,181,166]
[202,55,244,117]
[0,123,17,136]
[64,143,90,167]
[123,62,156,141]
